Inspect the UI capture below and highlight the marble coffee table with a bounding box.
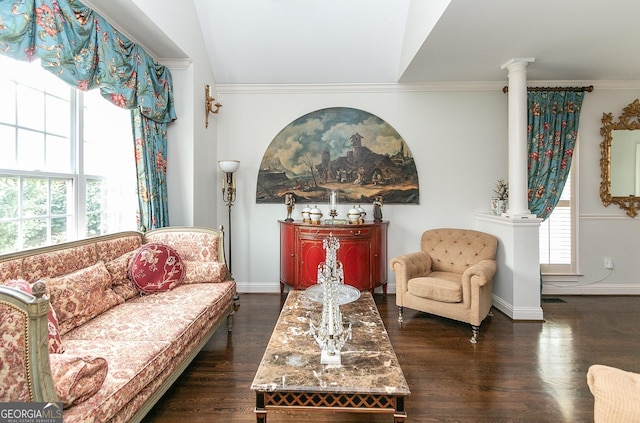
[251,290,410,422]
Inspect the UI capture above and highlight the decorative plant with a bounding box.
[493,178,509,200]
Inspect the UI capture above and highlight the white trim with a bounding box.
[542,274,580,283]
[236,281,280,293]
[492,294,544,321]
[216,81,506,94]
[543,283,640,295]
[215,80,640,94]
[160,59,192,70]
[580,214,632,220]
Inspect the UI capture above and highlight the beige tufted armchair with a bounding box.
[390,228,498,343]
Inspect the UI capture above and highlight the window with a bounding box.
[539,166,576,274]
[0,55,136,254]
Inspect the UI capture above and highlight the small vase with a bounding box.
[490,198,508,215]
[309,206,323,224]
[301,206,311,223]
[347,206,361,224]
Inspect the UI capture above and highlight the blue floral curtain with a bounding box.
[0,0,176,230]
[527,91,584,220]
[132,109,169,231]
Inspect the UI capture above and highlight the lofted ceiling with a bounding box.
[85,0,640,85]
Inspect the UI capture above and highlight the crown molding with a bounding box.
[159,58,192,70]
[215,81,508,94]
[215,80,640,95]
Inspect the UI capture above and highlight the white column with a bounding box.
[501,58,536,218]
[479,58,543,322]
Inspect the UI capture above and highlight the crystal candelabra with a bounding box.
[309,234,352,365]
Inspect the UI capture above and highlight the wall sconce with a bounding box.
[205,84,222,128]
[219,160,240,282]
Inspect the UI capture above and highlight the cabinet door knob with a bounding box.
[351,230,361,236]
[290,253,295,257]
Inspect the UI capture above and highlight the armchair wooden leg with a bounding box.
[471,325,480,344]
[398,306,404,323]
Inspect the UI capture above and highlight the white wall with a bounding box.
[215,85,510,292]
[215,84,640,296]
[94,1,640,296]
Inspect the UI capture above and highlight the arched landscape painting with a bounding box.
[256,107,419,205]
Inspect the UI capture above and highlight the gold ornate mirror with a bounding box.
[600,99,640,217]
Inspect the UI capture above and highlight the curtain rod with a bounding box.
[502,85,594,93]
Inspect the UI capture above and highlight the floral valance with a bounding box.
[0,0,176,123]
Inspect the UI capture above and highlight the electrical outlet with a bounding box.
[604,257,614,269]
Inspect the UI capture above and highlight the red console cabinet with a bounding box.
[279,220,388,295]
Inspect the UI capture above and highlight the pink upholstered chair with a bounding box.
[390,228,498,343]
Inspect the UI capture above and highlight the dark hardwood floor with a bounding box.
[142,293,640,422]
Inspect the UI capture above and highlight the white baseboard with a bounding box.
[492,294,544,321]
[542,283,640,295]
[236,281,280,293]
[236,281,397,294]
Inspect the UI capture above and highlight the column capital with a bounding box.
[501,58,535,71]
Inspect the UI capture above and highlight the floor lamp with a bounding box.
[219,160,240,297]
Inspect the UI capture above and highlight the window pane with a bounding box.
[46,134,71,172]
[17,129,45,171]
[83,89,133,176]
[86,179,101,213]
[0,79,16,124]
[22,178,47,217]
[23,218,47,249]
[540,172,573,268]
[86,212,102,238]
[86,178,103,237]
[0,176,18,219]
[0,221,18,254]
[17,85,45,131]
[0,55,18,79]
[51,216,69,244]
[43,70,71,100]
[46,94,70,137]
[50,179,70,215]
[12,59,45,91]
[540,206,571,264]
[0,124,16,168]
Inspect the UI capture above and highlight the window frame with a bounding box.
[0,57,135,253]
[540,146,579,281]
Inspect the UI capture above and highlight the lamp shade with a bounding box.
[218,160,240,173]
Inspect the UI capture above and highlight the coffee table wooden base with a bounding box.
[251,292,410,423]
[254,391,407,422]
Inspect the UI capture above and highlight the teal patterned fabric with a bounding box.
[0,0,176,123]
[0,0,176,229]
[132,109,169,231]
[527,91,584,220]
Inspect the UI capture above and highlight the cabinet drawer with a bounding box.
[298,226,372,239]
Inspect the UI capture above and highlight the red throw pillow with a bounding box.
[128,243,184,294]
[5,279,64,353]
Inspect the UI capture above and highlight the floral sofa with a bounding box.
[0,226,237,423]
